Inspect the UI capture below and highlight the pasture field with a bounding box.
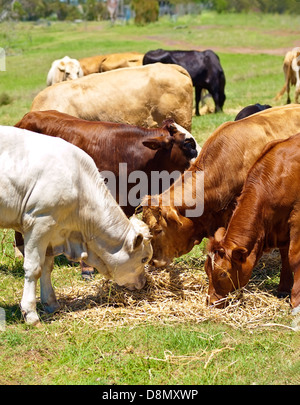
[0,12,300,386]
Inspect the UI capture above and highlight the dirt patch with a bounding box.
[145,35,300,56]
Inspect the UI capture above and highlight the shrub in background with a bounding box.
[131,0,159,25]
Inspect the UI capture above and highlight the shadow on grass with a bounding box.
[2,249,287,326]
[0,260,24,279]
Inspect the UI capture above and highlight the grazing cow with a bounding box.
[46,56,83,86]
[143,49,226,116]
[0,126,153,325]
[142,105,300,268]
[275,48,300,104]
[79,52,144,75]
[206,133,300,314]
[234,103,272,121]
[15,110,200,217]
[31,63,193,131]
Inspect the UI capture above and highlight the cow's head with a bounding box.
[106,215,153,290]
[142,196,196,267]
[84,215,152,291]
[205,227,253,307]
[142,119,199,170]
[58,56,84,81]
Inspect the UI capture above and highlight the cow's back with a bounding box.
[30,64,193,130]
[195,104,300,211]
[0,126,98,229]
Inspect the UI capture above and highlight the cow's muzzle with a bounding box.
[124,274,147,291]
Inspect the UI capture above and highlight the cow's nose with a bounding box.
[124,274,146,291]
[206,294,226,308]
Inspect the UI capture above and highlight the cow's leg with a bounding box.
[81,260,95,280]
[195,86,202,116]
[20,220,55,325]
[286,80,291,104]
[20,246,44,325]
[288,225,300,313]
[288,253,300,314]
[295,86,300,104]
[278,247,293,297]
[40,256,60,313]
[209,86,222,113]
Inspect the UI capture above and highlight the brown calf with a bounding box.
[206,133,300,313]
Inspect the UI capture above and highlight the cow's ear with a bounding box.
[162,120,177,135]
[142,136,171,150]
[58,61,66,72]
[232,247,248,263]
[163,207,183,227]
[214,227,226,242]
[133,233,143,250]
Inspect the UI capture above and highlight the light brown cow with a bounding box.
[79,52,143,75]
[142,105,300,267]
[100,52,143,72]
[275,48,300,104]
[206,133,300,314]
[30,63,193,131]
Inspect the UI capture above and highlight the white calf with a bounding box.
[0,127,152,324]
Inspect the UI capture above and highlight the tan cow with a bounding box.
[31,63,193,131]
[47,56,83,86]
[79,52,144,75]
[142,105,300,267]
[275,48,300,104]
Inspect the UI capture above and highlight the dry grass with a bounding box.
[48,249,295,331]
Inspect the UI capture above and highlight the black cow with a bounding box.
[234,103,272,121]
[143,49,226,116]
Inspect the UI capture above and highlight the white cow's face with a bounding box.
[64,61,83,81]
[86,216,153,290]
[109,216,153,290]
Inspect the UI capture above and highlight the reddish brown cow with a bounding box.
[142,105,300,268]
[205,133,300,314]
[15,110,198,217]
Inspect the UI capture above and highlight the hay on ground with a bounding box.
[50,249,294,330]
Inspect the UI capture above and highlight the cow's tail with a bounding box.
[275,61,291,101]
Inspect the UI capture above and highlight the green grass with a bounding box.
[1,321,298,385]
[0,12,300,385]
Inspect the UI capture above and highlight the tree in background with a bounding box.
[131,0,159,24]
[1,0,300,22]
[84,0,107,21]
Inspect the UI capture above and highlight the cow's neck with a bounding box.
[79,176,131,250]
[164,167,236,242]
[223,191,266,257]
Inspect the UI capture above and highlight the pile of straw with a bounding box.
[53,249,295,330]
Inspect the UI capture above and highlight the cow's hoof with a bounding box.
[292,305,300,316]
[22,310,40,326]
[43,301,61,314]
[291,310,300,331]
[277,291,290,298]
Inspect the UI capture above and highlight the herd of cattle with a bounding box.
[1,46,300,325]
